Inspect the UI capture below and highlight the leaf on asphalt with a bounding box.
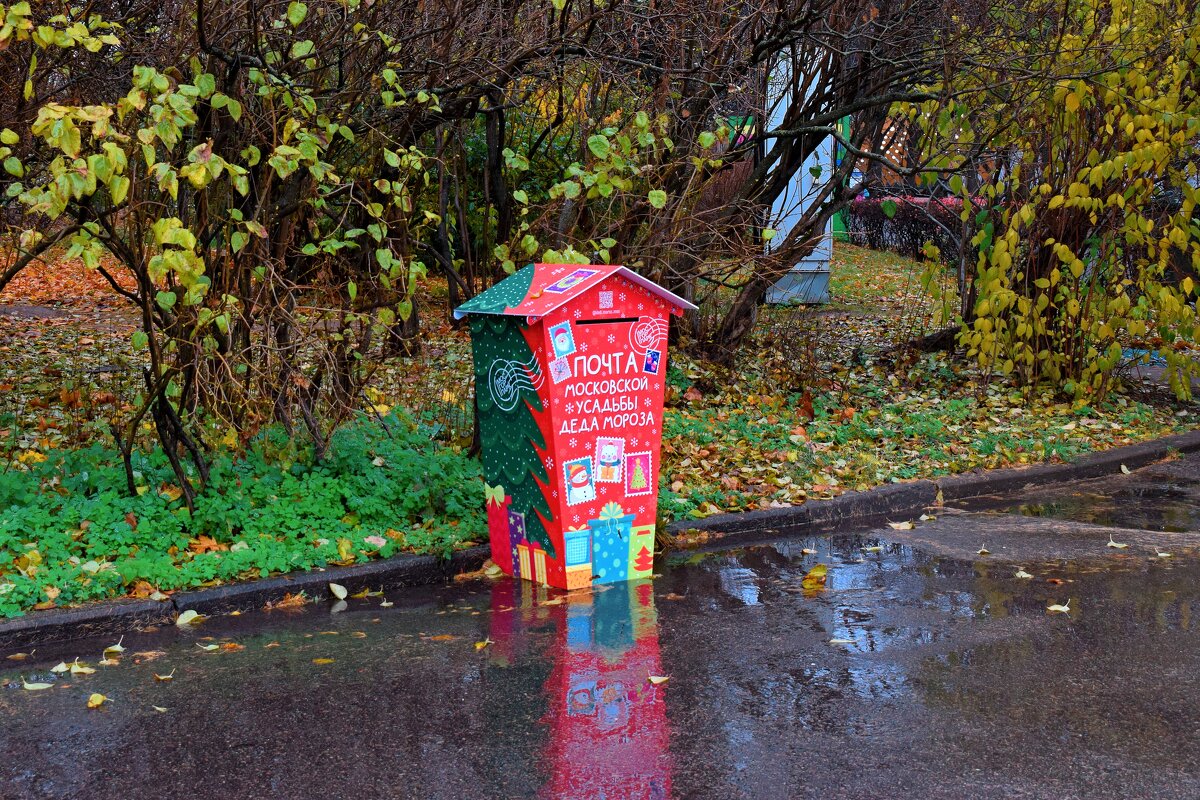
[175,609,203,627]
[263,642,281,648]
[70,659,95,675]
[484,561,505,579]
[87,693,108,709]
[1120,464,1131,474]
[266,592,309,611]
[153,706,169,713]
[475,638,494,651]
[1155,548,1173,558]
[829,638,854,644]
[312,658,335,665]
[648,675,670,685]
[50,662,70,673]
[887,521,914,530]
[154,669,175,682]
[800,548,817,555]
[1046,577,1066,585]
[6,651,31,661]
[1047,600,1072,614]
[977,545,990,555]
[801,563,829,590]
[220,642,245,652]
[1106,535,1129,549]
[426,634,459,642]
[862,546,883,553]
[380,599,394,607]
[196,643,219,652]
[350,631,367,638]
[132,650,167,662]
[919,514,936,521]
[22,678,53,690]
[103,636,126,657]
[98,657,119,666]
[329,582,348,600]
[1014,569,1034,579]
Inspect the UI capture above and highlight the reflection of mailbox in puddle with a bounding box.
[457,264,695,590]
[488,579,671,798]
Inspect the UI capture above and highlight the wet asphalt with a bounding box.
[5,456,1200,799]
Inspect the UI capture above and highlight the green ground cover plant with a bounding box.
[0,412,483,618]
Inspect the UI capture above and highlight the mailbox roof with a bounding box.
[453,263,697,320]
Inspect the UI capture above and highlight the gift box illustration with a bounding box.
[456,263,695,589]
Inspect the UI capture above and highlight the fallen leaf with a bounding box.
[475,639,494,651]
[801,563,829,590]
[70,659,96,675]
[22,678,53,691]
[1047,600,1072,614]
[175,609,203,627]
[263,642,281,648]
[6,652,31,661]
[648,675,670,685]
[426,634,459,642]
[1107,535,1129,550]
[1047,577,1066,586]
[103,636,125,657]
[266,592,309,611]
[800,548,817,555]
[1156,549,1173,558]
[887,521,914,530]
[154,669,175,682]
[196,643,219,652]
[380,600,394,607]
[350,631,367,638]
[50,662,69,673]
[919,514,936,521]
[98,657,119,666]
[1120,464,1131,474]
[861,546,883,553]
[87,693,108,709]
[312,658,335,665]
[977,545,990,555]
[829,638,854,644]
[220,642,245,652]
[153,706,169,713]
[1014,569,1034,579]
[132,650,167,662]
[329,583,348,600]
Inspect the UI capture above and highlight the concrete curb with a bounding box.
[666,428,1200,535]
[0,546,489,652]
[3,429,1197,652]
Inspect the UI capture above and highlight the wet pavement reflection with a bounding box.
[5,518,1200,797]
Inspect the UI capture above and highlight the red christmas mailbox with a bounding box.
[456,264,695,590]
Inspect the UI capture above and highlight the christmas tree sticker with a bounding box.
[470,315,555,553]
[625,452,652,496]
[633,546,653,573]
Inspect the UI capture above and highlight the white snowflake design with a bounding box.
[631,438,639,447]
[607,334,615,344]
[574,309,583,319]
[552,490,558,498]
[638,303,644,310]
[638,506,646,515]
[573,514,580,523]
[644,397,652,407]
[586,441,593,451]
[580,342,588,352]
[619,292,626,301]
[569,438,577,448]
[545,456,554,469]
[552,267,566,276]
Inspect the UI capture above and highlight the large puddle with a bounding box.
[4,529,1200,798]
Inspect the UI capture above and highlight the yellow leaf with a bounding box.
[1047,600,1072,614]
[1014,569,1034,579]
[87,693,108,709]
[22,678,53,690]
[801,563,828,590]
[1156,549,1172,558]
[50,662,69,673]
[887,521,914,530]
[154,669,175,682]
[1120,464,1131,474]
[329,583,348,600]
[153,706,169,713]
[312,658,335,665]
[800,548,817,555]
[70,659,95,675]
[475,639,494,651]
[829,638,854,644]
[647,675,670,685]
[380,600,394,607]
[1106,535,1128,549]
[175,609,203,627]
[103,636,125,657]
[196,643,219,652]
[862,546,883,553]
[977,545,990,555]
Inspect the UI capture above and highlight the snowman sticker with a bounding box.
[548,321,576,358]
[564,457,596,506]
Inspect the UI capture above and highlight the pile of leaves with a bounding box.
[0,412,484,618]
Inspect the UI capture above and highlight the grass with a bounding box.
[0,242,1195,616]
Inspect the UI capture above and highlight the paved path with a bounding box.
[4,455,1200,799]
